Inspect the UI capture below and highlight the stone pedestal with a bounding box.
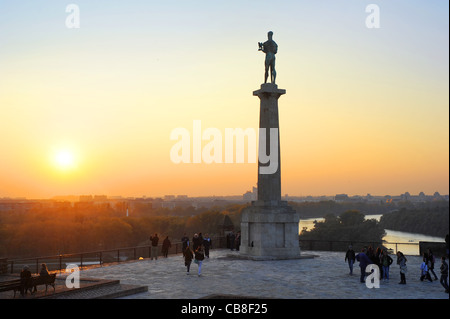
[239,83,301,260]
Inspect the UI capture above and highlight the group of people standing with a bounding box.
[345,245,449,293]
[346,245,395,283]
[226,231,241,251]
[149,233,173,260]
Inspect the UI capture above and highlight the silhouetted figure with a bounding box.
[149,233,159,260]
[203,234,212,258]
[20,266,32,296]
[439,256,449,293]
[162,236,171,258]
[356,248,373,283]
[181,233,189,252]
[345,245,356,275]
[183,246,194,275]
[258,31,278,84]
[397,251,407,284]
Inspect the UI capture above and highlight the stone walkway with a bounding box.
[79,249,448,299]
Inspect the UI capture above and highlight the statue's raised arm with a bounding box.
[258,31,277,84]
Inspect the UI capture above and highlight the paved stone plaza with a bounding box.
[79,249,447,299]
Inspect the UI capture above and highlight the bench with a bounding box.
[0,279,23,298]
[0,274,56,298]
[31,273,56,294]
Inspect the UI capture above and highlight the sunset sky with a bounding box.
[0,0,448,199]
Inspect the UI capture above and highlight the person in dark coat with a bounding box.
[345,245,356,275]
[181,233,189,252]
[203,234,212,258]
[192,233,202,251]
[183,246,194,275]
[356,248,373,283]
[162,236,171,258]
[20,265,32,296]
[149,233,159,260]
[396,251,408,284]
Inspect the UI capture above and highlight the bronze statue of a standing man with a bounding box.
[258,31,278,84]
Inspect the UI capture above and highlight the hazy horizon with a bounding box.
[1,1,448,199]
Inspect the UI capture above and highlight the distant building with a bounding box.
[243,186,257,202]
[79,195,93,202]
[335,194,349,201]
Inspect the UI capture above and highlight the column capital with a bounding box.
[253,83,286,97]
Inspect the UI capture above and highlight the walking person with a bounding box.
[420,255,433,282]
[396,251,407,284]
[356,248,372,283]
[427,248,438,281]
[439,256,449,293]
[380,249,393,281]
[181,233,189,252]
[203,234,212,258]
[149,233,159,260]
[162,236,171,258]
[345,245,356,275]
[183,245,194,275]
[194,244,205,276]
[192,233,202,251]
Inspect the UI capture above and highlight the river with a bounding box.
[299,214,445,255]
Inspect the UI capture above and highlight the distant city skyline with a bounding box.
[0,1,448,199]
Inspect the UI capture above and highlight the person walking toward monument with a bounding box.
[181,233,189,252]
[183,245,194,275]
[356,248,372,283]
[149,233,159,260]
[345,245,356,275]
[396,251,407,284]
[162,236,171,258]
[194,244,205,276]
[439,256,449,293]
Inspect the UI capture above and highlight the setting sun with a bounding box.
[54,149,76,170]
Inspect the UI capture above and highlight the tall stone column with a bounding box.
[253,83,284,203]
[239,83,301,260]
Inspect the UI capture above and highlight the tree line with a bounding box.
[299,210,386,243]
[0,203,246,259]
[379,205,449,238]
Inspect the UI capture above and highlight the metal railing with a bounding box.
[1,237,425,275]
[298,239,420,255]
[4,236,228,275]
